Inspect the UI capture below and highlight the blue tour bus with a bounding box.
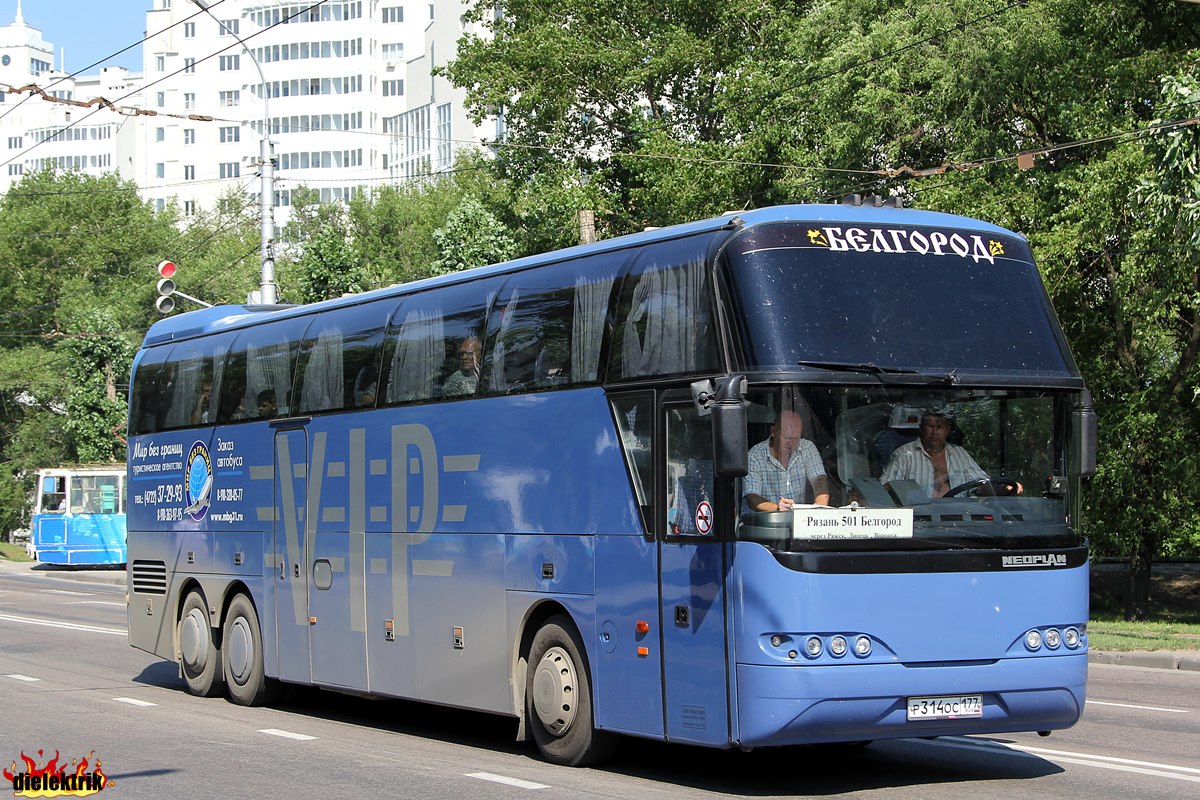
[32,465,128,565]
[126,201,1096,766]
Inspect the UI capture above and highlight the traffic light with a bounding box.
[156,260,177,314]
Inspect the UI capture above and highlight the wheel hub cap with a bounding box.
[531,646,577,735]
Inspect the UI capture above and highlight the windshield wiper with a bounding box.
[795,360,959,384]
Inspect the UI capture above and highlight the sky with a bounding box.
[14,1,146,75]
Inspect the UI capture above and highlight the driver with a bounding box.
[881,407,987,498]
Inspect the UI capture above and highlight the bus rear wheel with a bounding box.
[222,593,279,706]
[526,615,616,767]
[179,590,224,697]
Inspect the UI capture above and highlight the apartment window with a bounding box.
[156,92,165,107]
[220,90,240,107]
[156,198,166,212]
[184,128,195,144]
[382,6,403,22]
[8,164,23,176]
[220,18,239,35]
[383,80,404,97]
[219,55,240,71]
[156,163,165,179]
[382,43,403,60]
[219,162,240,179]
[155,127,165,142]
[220,126,240,143]
[7,136,21,148]
[184,21,195,38]
[184,92,195,109]
[184,165,195,180]
[184,57,195,73]
[156,55,166,72]
[184,200,196,216]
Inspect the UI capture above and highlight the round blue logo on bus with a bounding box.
[184,441,212,521]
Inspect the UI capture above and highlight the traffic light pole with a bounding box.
[192,0,276,306]
[259,136,277,305]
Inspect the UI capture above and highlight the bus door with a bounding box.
[273,426,312,684]
[659,399,730,745]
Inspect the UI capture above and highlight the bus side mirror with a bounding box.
[1075,389,1097,479]
[692,375,749,478]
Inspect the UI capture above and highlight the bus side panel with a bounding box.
[65,514,128,565]
[32,515,66,563]
[593,532,665,738]
[729,543,1088,745]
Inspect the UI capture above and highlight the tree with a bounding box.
[430,197,517,273]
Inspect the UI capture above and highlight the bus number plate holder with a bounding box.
[906,694,983,721]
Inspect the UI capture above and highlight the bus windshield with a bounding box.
[722,221,1077,378]
[738,386,1078,551]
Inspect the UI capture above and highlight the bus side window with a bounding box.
[610,395,654,529]
[484,255,620,394]
[608,234,721,383]
[666,406,715,536]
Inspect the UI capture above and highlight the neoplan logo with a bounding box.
[1001,554,1068,568]
[4,751,112,797]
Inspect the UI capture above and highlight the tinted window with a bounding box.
[129,346,171,435]
[156,336,230,430]
[381,279,500,404]
[608,234,722,382]
[483,254,621,394]
[294,304,387,414]
[218,316,309,423]
[723,222,1075,376]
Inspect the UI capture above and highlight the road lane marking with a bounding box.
[65,601,126,607]
[113,697,157,707]
[466,773,549,790]
[43,589,94,596]
[1086,699,1189,713]
[0,612,125,636]
[258,729,317,741]
[5,674,40,682]
[935,737,1200,782]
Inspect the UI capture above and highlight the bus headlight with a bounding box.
[854,635,872,657]
[1044,628,1061,649]
[1025,629,1043,650]
[805,636,823,657]
[1064,627,1081,648]
[830,635,847,656]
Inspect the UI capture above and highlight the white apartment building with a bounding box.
[1,1,498,224]
[0,2,144,193]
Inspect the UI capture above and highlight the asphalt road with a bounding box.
[1,561,1197,800]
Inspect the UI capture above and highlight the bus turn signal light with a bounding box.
[636,620,650,634]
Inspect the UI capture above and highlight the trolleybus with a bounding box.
[32,464,127,565]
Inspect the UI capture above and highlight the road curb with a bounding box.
[1089,649,1200,671]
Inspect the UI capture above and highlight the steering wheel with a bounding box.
[943,476,1022,498]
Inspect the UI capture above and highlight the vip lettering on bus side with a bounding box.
[811,226,1003,264]
[267,422,480,635]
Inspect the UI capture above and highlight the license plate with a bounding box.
[906,694,983,721]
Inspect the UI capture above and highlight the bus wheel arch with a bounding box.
[220,589,280,707]
[522,611,617,767]
[177,583,224,698]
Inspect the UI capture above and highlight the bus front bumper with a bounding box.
[735,653,1086,747]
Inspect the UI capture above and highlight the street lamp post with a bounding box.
[190,0,278,305]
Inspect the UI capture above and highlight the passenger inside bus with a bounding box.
[256,389,278,419]
[743,409,830,512]
[444,335,481,396]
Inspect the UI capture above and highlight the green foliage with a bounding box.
[431,197,517,274]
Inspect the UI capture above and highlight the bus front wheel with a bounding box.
[179,590,224,697]
[526,615,616,767]
[222,593,279,706]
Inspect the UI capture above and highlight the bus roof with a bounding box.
[140,203,1017,348]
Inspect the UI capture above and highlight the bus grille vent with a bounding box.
[131,560,167,595]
